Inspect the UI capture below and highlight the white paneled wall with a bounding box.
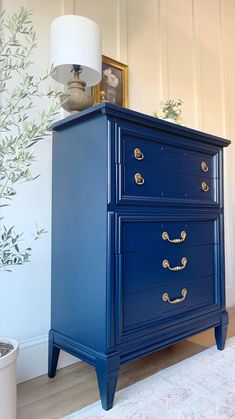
[193,0,224,134]
[1,0,235,383]
[128,0,231,134]
[127,0,160,114]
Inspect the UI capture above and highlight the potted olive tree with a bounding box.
[0,8,61,418]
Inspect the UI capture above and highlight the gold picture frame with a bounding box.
[93,55,128,107]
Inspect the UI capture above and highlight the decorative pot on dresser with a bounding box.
[48,103,230,410]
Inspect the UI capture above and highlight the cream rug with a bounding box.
[64,337,235,419]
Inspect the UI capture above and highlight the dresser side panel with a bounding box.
[51,114,109,352]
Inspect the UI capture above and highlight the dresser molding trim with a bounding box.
[120,310,226,363]
[52,103,231,149]
[49,308,227,367]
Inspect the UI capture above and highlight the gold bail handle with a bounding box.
[162,288,187,304]
[162,257,187,271]
[162,231,187,243]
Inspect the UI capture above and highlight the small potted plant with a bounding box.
[152,99,184,124]
[0,7,61,418]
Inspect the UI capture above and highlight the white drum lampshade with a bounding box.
[50,15,102,113]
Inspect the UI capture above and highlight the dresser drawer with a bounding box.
[117,214,219,253]
[122,136,215,178]
[121,244,216,292]
[118,165,216,206]
[116,131,220,206]
[122,275,216,332]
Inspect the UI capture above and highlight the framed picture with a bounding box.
[93,55,128,107]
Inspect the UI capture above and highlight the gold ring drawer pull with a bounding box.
[162,257,187,271]
[162,288,187,304]
[201,181,209,192]
[134,172,144,185]
[201,161,208,172]
[162,231,187,244]
[134,148,144,161]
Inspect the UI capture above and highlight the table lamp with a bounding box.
[50,15,102,114]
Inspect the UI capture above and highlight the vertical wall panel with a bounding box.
[127,0,160,114]
[193,0,224,135]
[159,0,195,127]
[60,0,74,14]
[117,0,128,62]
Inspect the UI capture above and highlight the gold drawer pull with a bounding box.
[134,172,144,185]
[201,181,209,192]
[162,257,187,271]
[162,231,187,244]
[201,161,208,172]
[162,288,187,304]
[134,148,144,161]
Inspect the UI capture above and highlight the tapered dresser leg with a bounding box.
[48,329,60,378]
[96,354,120,410]
[215,311,229,351]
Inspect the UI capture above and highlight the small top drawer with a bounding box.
[123,137,214,178]
[115,130,221,207]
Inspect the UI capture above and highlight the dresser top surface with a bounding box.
[52,102,230,148]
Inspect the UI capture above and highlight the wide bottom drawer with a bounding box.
[122,275,216,332]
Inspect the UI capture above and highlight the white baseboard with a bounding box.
[17,335,78,384]
[226,285,234,309]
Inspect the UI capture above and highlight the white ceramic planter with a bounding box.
[0,338,19,419]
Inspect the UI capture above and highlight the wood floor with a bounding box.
[17,307,235,419]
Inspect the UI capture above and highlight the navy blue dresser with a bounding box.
[49,103,230,410]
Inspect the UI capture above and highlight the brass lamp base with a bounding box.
[61,73,93,114]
